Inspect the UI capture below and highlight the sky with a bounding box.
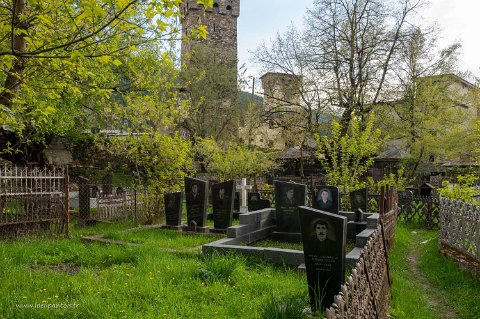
[237,0,480,87]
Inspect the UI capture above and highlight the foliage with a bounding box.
[437,174,479,204]
[374,28,478,177]
[179,45,240,144]
[0,226,308,319]
[366,167,410,193]
[195,138,279,180]
[315,114,383,193]
[0,0,211,161]
[259,293,309,319]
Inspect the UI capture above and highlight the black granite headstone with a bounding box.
[164,192,183,226]
[312,186,340,214]
[248,192,271,212]
[233,192,240,211]
[299,206,347,312]
[350,188,368,211]
[78,176,91,222]
[273,180,307,241]
[212,180,235,229]
[102,172,113,195]
[184,177,208,228]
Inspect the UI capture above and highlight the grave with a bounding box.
[350,187,368,211]
[312,186,339,214]
[102,172,113,195]
[248,192,271,212]
[164,191,183,228]
[236,178,252,214]
[299,206,347,311]
[184,177,209,230]
[271,180,307,242]
[212,180,235,231]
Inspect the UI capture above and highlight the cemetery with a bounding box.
[1,0,480,318]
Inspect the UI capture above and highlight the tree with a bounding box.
[0,0,193,161]
[179,45,240,145]
[255,0,425,134]
[195,137,278,181]
[315,114,383,193]
[374,28,479,177]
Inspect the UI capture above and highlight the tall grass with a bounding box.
[0,227,309,318]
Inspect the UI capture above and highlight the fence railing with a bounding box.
[398,196,440,228]
[73,182,162,224]
[439,198,480,263]
[324,223,391,319]
[0,166,68,237]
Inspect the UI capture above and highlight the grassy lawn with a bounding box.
[389,222,480,319]
[0,223,312,319]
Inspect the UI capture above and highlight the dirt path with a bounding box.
[406,234,458,319]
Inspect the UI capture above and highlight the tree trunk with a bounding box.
[0,0,28,107]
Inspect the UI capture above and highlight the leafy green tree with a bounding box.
[195,138,278,181]
[0,0,203,161]
[179,45,240,144]
[438,174,479,204]
[315,114,383,193]
[373,27,478,178]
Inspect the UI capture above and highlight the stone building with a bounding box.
[180,0,240,65]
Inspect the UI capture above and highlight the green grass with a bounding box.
[389,222,480,319]
[0,226,310,318]
[102,228,222,249]
[418,232,480,319]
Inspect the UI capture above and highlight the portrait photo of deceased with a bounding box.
[299,206,347,312]
[313,186,339,214]
[350,187,368,211]
[274,180,307,234]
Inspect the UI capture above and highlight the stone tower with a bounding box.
[180,0,240,65]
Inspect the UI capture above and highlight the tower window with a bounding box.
[226,5,232,10]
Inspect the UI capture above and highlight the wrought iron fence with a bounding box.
[0,166,68,238]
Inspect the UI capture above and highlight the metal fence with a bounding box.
[0,166,68,238]
[72,181,162,225]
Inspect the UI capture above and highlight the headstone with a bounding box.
[350,188,368,211]
[102,172,113,195]
[233,192,240,211]
[299,206,347,312]
[236,178,252,214]
[78,176,91,223]
[212,180,235,229]
[312,186,340,214]
[248,192,271,211]
[164,192,183,227]
[354,208,364,223]
[184,177,208,228]
[273,180,307,241]
[397,190,413,200]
